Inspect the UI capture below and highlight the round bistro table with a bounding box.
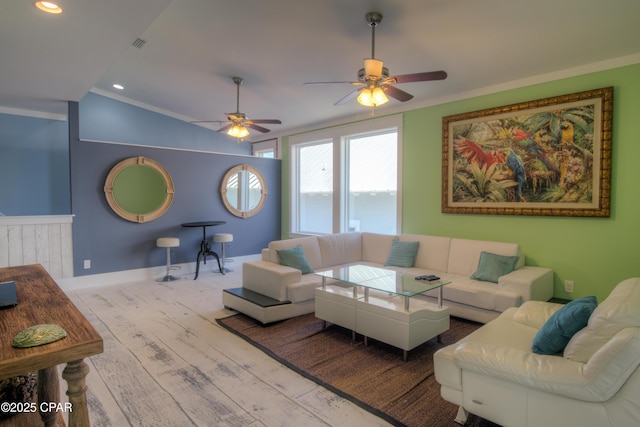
[181,221,226,279]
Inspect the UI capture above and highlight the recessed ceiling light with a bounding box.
[112,84,124,90]
[35,1,63,14]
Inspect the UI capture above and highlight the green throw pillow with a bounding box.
[277,245,313,273]
[384,241,420,268]
[470,251,519,283]
[532,296,598,355]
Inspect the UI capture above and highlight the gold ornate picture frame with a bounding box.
[442,87,613,217]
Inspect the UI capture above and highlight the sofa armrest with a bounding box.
[498,266,553,302]
[242,260,302,302]
[454,327,640,402]
[453,342,588,400]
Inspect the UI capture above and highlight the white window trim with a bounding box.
[252,138,278,158]
[289,114,403,236]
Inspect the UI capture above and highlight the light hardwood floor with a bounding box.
[65,261,393,427]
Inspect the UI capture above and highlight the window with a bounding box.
[252,139,278,158]
[290,115,402,235]
[346,132,397,234]
[255,150,275,158]
[296,141,333,234]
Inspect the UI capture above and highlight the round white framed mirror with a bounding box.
[220,164,268,218]
[104,156,175,223]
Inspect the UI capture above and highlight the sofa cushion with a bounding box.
[268,236,323,271]
[362,232,396,264]
[317,232,362,268]
[513,300,564,329]
[287,274,324,303]
[400,234,451,271]
[531,296,598,354]
[471,251,520,283]
[564,278,640,362]
[447,238,520,277]
[423,276,521,312]
[384,240,419,268]
[277,245,313,273]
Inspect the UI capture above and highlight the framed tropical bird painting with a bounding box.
[442,87,612,217]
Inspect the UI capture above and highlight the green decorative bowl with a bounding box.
[12,324,67,348]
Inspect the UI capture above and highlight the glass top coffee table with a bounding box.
[314,264,452,360]
[315,264,451,310]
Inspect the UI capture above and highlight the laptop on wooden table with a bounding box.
[0,280,18,308]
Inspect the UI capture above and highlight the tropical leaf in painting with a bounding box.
[454,163,511,202]
[523,105,594,137]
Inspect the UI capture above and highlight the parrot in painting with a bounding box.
[454,137,506,168]
[511,129,560,179]
[503,148,525,201]
[558,121,575,145]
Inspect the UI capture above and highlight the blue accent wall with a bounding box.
[1,93,280,277]
[0,113,70,215]
[80,92,251,155]
[69,97,281,276]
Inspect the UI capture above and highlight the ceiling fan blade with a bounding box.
[217,124,232,133]
[246,123,271,133]
[390,70,448,84]
[304,81,363,86]
[249,119,282,124]
[335,88,363,106]
[383,85,414,102]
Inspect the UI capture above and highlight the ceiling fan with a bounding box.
[304,12,447,110]
[192,76,281,140]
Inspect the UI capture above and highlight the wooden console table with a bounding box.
[0,264,103,427]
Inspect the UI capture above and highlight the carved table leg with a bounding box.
[61,359,91,427]
[38,366,61,427]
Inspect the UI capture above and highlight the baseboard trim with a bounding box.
[58,254,260,291]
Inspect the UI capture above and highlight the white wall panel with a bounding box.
[0,216,74,279]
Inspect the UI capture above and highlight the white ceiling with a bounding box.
[2,0,640,141]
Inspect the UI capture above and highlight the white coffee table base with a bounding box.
[315,286,450,361]
[315,285,359,341]
[357,293,450,361]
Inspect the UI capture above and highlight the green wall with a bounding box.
[282,63,640,301]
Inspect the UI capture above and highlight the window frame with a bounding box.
[252,138,278,158]
[289,115,403,236]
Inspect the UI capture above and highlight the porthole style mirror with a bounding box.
[104,156,175,223]
[220,164,268,218]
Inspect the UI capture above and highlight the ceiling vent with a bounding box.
[132,38,146,49]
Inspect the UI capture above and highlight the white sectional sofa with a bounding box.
[222,232,553,324]
[434,278,640,427]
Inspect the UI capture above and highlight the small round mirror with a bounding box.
[221,164,267,218]
[104,157,174,223]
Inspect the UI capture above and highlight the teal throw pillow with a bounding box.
[384,241,420,268]
[470,251,519,283]
[531,296,598,355]
[277,245,313,274]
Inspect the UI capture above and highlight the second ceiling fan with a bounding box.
[304,12,447,109]
[193,76,281,140]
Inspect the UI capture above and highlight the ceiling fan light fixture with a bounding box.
[357,86,388,107]
[363,58,384,79]
[35,1,63,14]
[227,124,250,140]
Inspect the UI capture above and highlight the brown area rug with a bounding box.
[217,313,500,427]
